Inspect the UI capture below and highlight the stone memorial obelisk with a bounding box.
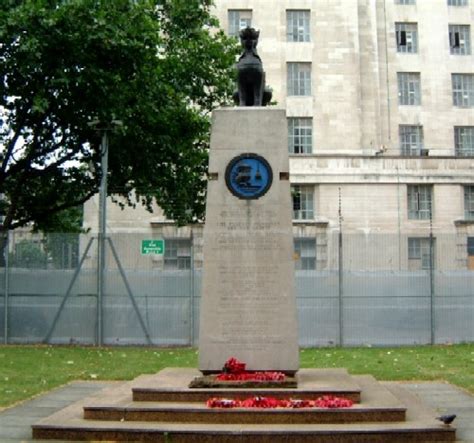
[198,28,299,373]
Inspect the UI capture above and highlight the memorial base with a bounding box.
[32,367,456,442]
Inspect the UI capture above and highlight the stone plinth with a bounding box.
[32,368,456,442]
[198,108,299,373]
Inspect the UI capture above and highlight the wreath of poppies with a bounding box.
[216,357,286,382]
[206,395,353,409]
[206,358,353,409]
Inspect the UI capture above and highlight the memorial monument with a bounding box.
[198,27,299,373]
[31,28,457,443]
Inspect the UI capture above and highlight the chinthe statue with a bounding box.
[233,27,272,107]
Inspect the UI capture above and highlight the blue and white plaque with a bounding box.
[225,153,273,200]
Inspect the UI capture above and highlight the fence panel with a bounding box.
[103,270,192,346]
[434,271,474,343]
[297,271,340,346]
[1,231,473,346]
[6,269,96,344]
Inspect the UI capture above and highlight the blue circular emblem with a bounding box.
[225,153,273,200]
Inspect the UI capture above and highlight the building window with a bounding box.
[288,118,312,154]
[294,238,316,270]
[448,0,468,5]
[396,0,415,4]
[287,63,311,96]
[452,74,474,107]
[164,239,191,270]
[455,126,474,156]
[408,185,432,220]
[408,237,435,270]
[468,237,474,270]
[396,23,418,53]
[287,10,310,42]
[449,25,471,55]
[228,10,252,37]
[398,72,421,105]
[399,125,424,156]
[292,185,314,220]
[464,185,474,220]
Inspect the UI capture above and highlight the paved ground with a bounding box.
[0,380,473,442]
[402,381,474,442]
[0,381,116,443]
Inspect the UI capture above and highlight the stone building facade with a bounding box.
[84,0,474,271]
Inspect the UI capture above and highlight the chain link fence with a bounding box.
[0,231,473,346]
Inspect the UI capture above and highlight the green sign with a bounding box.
[141,239,164,255]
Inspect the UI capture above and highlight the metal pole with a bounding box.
[429,199,435,345]
[4,231,9,344]
[338,188,344,347]
[189,231,195,346]
[97,130,108,346]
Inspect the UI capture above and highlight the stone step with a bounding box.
[132,367,362,403]
[33,419,455,442]
[31,369,457,442]
[84,373,404,424]
[83,402,405,424]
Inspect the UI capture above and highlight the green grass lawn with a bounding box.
[0,344,473,409]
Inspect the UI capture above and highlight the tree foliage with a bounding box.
[9,239,47,268]
[0,0,238,239]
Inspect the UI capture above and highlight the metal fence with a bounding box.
[1,232,473,346]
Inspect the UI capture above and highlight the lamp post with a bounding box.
[97,130,108,346]
[89,120,122,346]
[338,187,344,347]
[429,197,435,345]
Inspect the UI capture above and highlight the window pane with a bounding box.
[399,125,423,155]
[408,238,421,259]
[398,72,421,105]
[294,238,316,270]
[449,25,471,55]
[164,239,191,270]
[455,126,474,156]
[407,185,432,220]
[228,10,252,37]
[464,185,474,219]
[287,63,312,96]
[292,185,314,220]
[287,10,310,42]
[396,23,418,53]
[288,118,313,154]
[468,237,474,256]
[408,237,435,270]
[448,0,468,6]
[452,74,474,107]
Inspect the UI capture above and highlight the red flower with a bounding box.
[222,357,246,374]
[206,395,353,409]
[289,399,314,408]
[241,396,280,408]
[216,371,286,382]
[217,359,286,382]
[314,395,353,408]
[206,397,238,408]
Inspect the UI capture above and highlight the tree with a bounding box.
[0,0,238,263]
[10,239,48,268]
[39,206,83,269]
